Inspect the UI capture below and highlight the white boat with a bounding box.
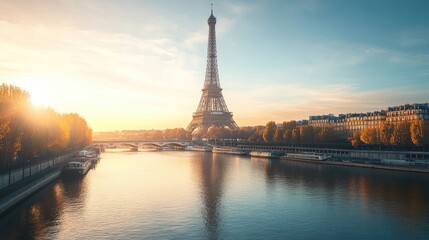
[185,145,212,152]
[63,159,92,176]
[79,149,101,160]
[281,152,330,161]
[249,151,281,158]
[212,146,247,155]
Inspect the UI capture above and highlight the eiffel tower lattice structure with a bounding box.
[187,8,239,134]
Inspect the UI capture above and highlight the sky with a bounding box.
[1,0,428,131]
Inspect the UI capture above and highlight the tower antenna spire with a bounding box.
[211,3,213,15]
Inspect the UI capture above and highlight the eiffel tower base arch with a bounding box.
[187,112,239,134]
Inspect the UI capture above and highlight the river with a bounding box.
[1,150,429,239]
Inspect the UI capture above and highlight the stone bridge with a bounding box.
[91,139,192,149]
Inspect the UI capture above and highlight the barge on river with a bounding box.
[212,146,247,155]
[281,152,331,161]
[185,146,212,152]
[249,151,282,158]
[63,159,92,176]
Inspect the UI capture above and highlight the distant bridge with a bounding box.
[91,139,192,149]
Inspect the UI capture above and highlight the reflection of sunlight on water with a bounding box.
[30,204,42,221]
[104,148,136,153]
[54,183,64,200]
[104,147,161,153]
[358,176,370,207]
[250,157,271,170]
[30,204,46,240]
[1,152,429,239]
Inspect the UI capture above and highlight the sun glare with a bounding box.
[31,89,51,106]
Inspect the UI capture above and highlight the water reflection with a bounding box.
[1,152,429,239]
[192,152,228,240]
[0,182,62,239]
[61,176,88,210]
[260,159,429,221]
[0,175,89,239]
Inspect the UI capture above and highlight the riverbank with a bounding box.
[0,169,61,215]
[2,151,429,239]
[278,157,429,174]
[0,151,78,216]
[238,144,429,173]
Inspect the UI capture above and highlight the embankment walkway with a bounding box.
[0,151,78,215]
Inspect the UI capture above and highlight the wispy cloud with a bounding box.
[0,19,201,130]
[227,82,428,125]
[395,28,429,47]
[1,1,428,131]
[224,2,260,15]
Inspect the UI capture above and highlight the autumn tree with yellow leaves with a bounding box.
[379,122,394,145]
[0,84,92,169]
[348,120,428,147]
[263,121,277,143]
[410,119,429,146]
[360,128,380,145]
[390,122,412,146]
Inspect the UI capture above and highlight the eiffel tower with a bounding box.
[187,7,239,134]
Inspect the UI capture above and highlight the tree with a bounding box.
[239,127,255,141]
[313,127,322,142]
[0,83,93,169]
[300,125,314,143]
[283,129,292,144]
[263,121,277,143]
[291,128,300,144]
[283,121,297,130]
[249,126,264,142]
[390,122,411,146]
[360,128,380,145]
[380,122,394,146]
[318,127,336,143]
[0,84,30,167]
[230,129,240,140]
[152,130,164,140]
[176,128,191,140]
[410,119,427,146]
[64,113,92,149]
[273,129,284,143]
[349,132,361,148]
[206,127,230,139]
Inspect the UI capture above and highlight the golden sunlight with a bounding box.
[31,89,51,106]
[20,78,53,107]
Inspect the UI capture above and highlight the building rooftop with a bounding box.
[387,103,429,111]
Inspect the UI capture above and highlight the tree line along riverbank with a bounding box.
[0,84,92,173]
[93,120,429,153]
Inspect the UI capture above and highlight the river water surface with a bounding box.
[1,150,429,239]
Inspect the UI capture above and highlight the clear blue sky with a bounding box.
[1,0,428,131]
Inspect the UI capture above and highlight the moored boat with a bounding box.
[249,151,282,158]
[212,146,247,155]
[280,152,331,161]
[185,146,212,152]
[63,159,92,176]
[79,149,101,165]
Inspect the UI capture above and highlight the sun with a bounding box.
[31,89,51,106]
